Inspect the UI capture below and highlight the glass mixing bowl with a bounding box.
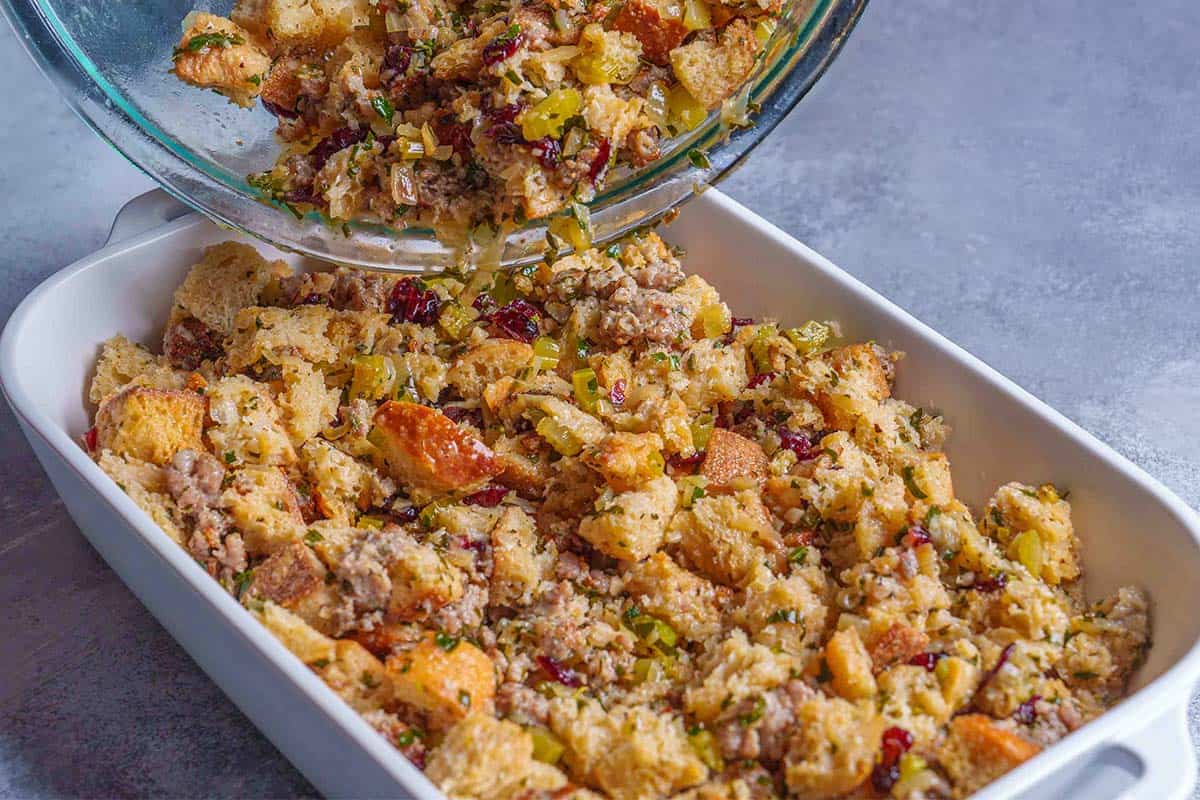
[3,0,866,270]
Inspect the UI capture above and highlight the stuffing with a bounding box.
[387,632,497,729]
[671,490,781,586]
[222,465,306,555]
[94,386,205,466]
[371,401,503,492]
[171,13,271,107]
[577,474,676,561]
[938,714,1041,798]
[624,552,723,641]
[669,19,759,110]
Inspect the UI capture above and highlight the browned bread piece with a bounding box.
[94,386,205,466]
[370,401,503,493]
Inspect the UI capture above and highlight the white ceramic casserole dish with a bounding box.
[3,189,1198,800]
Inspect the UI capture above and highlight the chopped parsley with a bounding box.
[173,31,244,59]
[688,148,712,169]
[304,529,324,545]
[371,95,394,124]
[767,608,799,624]
[435,631,460,651]
[223,451,236,464]
[901,465,929,500]
[233,569,254,599]
[787,546,808,565]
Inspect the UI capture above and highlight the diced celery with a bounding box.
[438,301,476,341]
[678,475,708,509]
[683,0,711,30]
[528,727,565,764]
[697,303,731,338]
[687,728,724,772]
[749,324,777,373]
[667,85,707,132]
[419,497,453,529]
[753,17,777,45]
[632,656,668,683]
[349,354,396,400]
[536,416,583,456]
[898,752,927,782]
[548,209,591,252]
[573,367,601,411]
[532,336,561,372]
[646,449,665,477]
[357,515,385,530]
[690,413,715,451]
[520,88,582,140]
[633,616,678,654]
[489,270,519,306]
[366,425,387,448]
[784,320,831,354]
[1012,529,1044,578]
[645,81,670,128]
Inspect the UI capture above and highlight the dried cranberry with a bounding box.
[978,642,1016,692]
[262,99,299,119]
[907,651,946,672]
[471,292,497,314]
[747,371,776,389]
[485,299,540,343]
[382,44,413,84]
[463,485,510,507]
[1013,695,1041,725]
[731,317,755,327]
[391,505,419,524]
[904,524,932,547]
[299,292,326,305]
[777,426,815,460]
[609,379,626,407]
[481,29,524,66]
[283,186,322,206]
[432,115,474,159]
[870,727,914,793]
[443,405,484,429]
[587,137,612,184]
[84,427,98,452]
[973,572,1009,593]
[388,278,441,325]
[529,136,562,169]
[536,655,582,687]
[487,103,524,124]
[668,451,705,473]
[309,126,369,170]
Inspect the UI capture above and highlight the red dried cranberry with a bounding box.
[587,138,612,184]
[388,278,441,325]
[84,427,98,452]
[904,524,932,547]
[978,642,1016,692]
[381,44,413,85]
[609,379,626,406]
[283,186,322,206]
[262,99,299,119]
[529,136,562,169]
[481,29,524,66]
[309,126,369,170]
[536,655,582,687]
[973,572,1009,593]
[747,371,776,389]
[668,451,704,473]
[1013,695,1042,725]
[443,405,484,428]
[487,103,524,124]
[870,727,914,793]
[731,317,755,327]
[485,299,540,342]
[907,651,947,672]
[299,292,326,305]
[463,485,510,507]
[871,763,900,793]
[432,115,474,159]
[777,426,815,460]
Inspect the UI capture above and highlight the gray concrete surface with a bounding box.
[1,1,1198,797]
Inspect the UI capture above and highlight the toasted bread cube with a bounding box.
[387,633,496,729]
[679,338,746,410]
[386,532,466,622]
[521,394,610,453]
[684,630,795,722]
[624,552,723,641]
[783,696,883,800]
[225,305,340,373]
[584,432,666,492]
[253,599,336,665]
[611,0,689,64]
[278,359,341,446]
[868,623,930,671]
[171,13,270,107]
[938,714,1040,797]
[319,639,393,713]
[206,376,297,467]
[248,541,339,634]
[169,241,284,339]
[446,338,534,400]
[371,401,503,493]
[671,490,780,586]
[240,0,373,48]
[733,563,825,655]
[97,451,187,544]
[94,387,205,466]
[814,343,891,430]
[490,507,552,607]
[699,429,766,490]
[669,19,759,110]
[549,698,707,800]
[427,713,542,800]
[981,482,1080,585]
[898,450,954,509]
[89,335,183,406]
[492,433,554,497]
[223,465,306,556]
[577,474,677,561]
[824,628,876,700]
[301,439,377,524]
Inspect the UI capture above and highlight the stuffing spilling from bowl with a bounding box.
[86,234,1150,799]
[169,0,782,236]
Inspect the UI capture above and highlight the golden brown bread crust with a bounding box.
[94,386,205,466]
[699,428,767,490]
[386,632,497,729]
[371,401,503,493]
[611,0,689,65]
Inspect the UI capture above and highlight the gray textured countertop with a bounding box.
[2,1,1198,797]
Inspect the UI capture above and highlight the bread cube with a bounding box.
[387,632,496,728]
[171,13,271,107]
[446,338,534,400]
[278,359,341,446]
[490,506,552,607]
[426,713,538,800]
[238,0,373,49]
[301,439,376,524]
[491,433,554,497]
[225,305,339,373]
[206,375,297,467]
[169,241,284,340]
[783,696,883,799]
[252,599,336,666]
[611,0,689,64]
[813,343,891,431]
[824,627,876,700]
[371,401,503,493]
[699,428,766,490]
[678,338,746,410]
[319,639,393,713]
[624,552,723,641]
[248,541,339,634]
[584,431,666,492]
[97,451,187,544]
[669,19,759,110]
[671,489,780,586]
[549,698,707,800]
[981,482,1080,585]
[577,474,676,561]
[868,622,930,671]
[89,335,183,406]
[94,386,205,466]
[684,630,795,722]
[733,563,826,655]
[938,714,1040,797]
[386,532,466,622]
[222,465,306,556]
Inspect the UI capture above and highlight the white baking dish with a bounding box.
[3,189,1198,799]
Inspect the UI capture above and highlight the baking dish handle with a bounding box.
[1113,703,1196,800]
[106,189,193,246]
